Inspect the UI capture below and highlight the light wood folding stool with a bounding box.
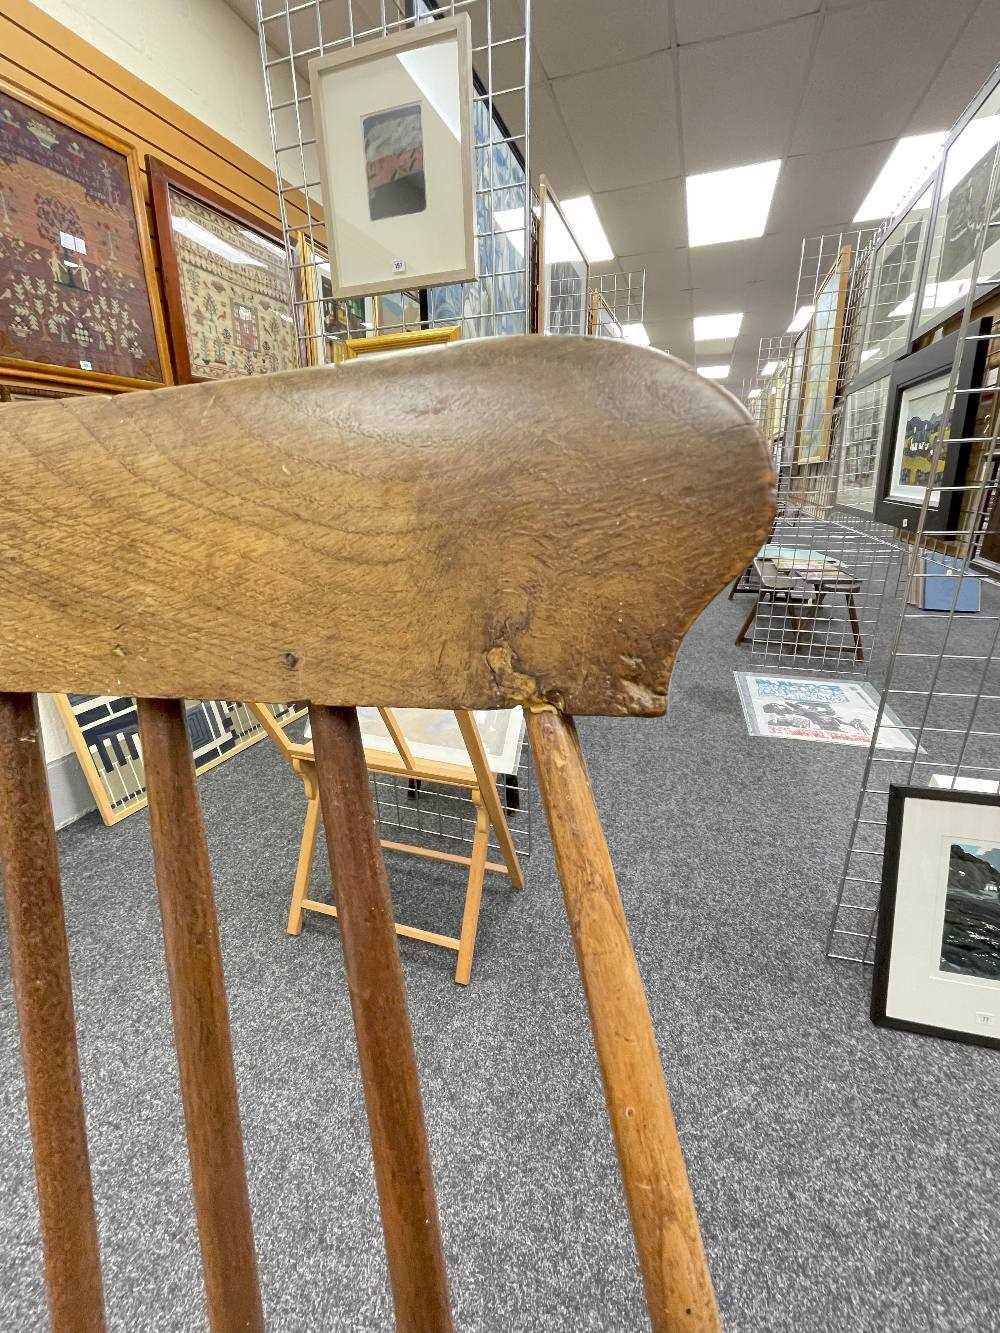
[0,336,774,1332]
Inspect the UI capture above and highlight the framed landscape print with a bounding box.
[0,81,169,390]
[54,694,306,826]
[538,176,588,336]
[796,246,852,463]
[148,157,298,382]
[309,14,476,298]
[872,320,988,532]
[872,785,1000,1050]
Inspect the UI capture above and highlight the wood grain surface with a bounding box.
[309,704,453,1332]
[0,692,106,1331]
[527,706,720,1332]
[138,698,264,1332]
[0,337,773,714]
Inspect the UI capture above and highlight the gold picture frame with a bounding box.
[342,326,460,360]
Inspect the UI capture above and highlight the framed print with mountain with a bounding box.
[309,13,476,298]
[872,785,1000,1050]
[0,81,169,391]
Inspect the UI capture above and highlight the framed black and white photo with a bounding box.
[872,785,1000,1050]
[309,14,476,298]
[872,319,989,532]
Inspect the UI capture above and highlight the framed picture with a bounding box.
[538,175,589,336]
[358,707,524,777]
[54,694,306,826]
[148,156,299,383]
[309,14,476,298]
[293,231,371,365]
[872,319,989,532]
[872,785,1000,1050]
[796,246,852,463]
[342,325,459,360]
[1,380,79,403]
[835,372,891,516]
[780,333,807,465]
[0,81,169,391]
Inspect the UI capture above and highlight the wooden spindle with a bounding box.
[0,692,105,1331]
[137,698,264,1333]
[308,704,453,1333]
[526,706,720,1333]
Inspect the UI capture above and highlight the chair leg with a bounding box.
[454,792,490,986]
[525,706,719,1333]
[309,704,453,1333]
[288,792,321,935]
[0,693,106,1332]
[455,710,524,889]
[735,594,760,645]
[137,698,264,1333]
[846,592,864,660]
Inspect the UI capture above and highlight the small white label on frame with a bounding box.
[975,1011,994,1027]
[79,359,93,371]
[392,258,406,273]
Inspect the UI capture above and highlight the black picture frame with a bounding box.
[872,783,1000,1050]
[872,317,991,532]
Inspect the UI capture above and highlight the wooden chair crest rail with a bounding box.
[0,336,774,1332]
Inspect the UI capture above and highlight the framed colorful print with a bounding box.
[872,785,1000,1050]
[293,232,370,365]
[538,176,589,336]
[309,13,476,298]
[148,157,298,383]
[53,694,307,826]
[0,81,169,391]
[795,246,852,463]
[342,325,459,360]
[872,319,989,533]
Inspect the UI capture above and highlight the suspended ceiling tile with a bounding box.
[529,80,590,197]
[789,0,977,153]
[689,239,761,292]
[531,0,670,79]
[551,52,680,191]
[615,247,692,303]
[904,0,1000,134]
[679,17,818,173]
[675,0,820,47]
[592,178,687,257]
[766,142,888,239]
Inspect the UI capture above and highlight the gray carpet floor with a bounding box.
[2,586,1000,1332]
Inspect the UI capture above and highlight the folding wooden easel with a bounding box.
[249,703,523,984]
[0,337,774,1333]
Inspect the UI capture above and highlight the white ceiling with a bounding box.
[228,0,1000,386]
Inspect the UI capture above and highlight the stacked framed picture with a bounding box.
[0,80,170,392]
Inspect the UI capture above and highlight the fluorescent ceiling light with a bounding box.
[943,115,1000,194]
[853,131,948,222]
[561,196,614,263]
[172,216,265,267]
[693,311,743,341]
[859,347,881,363]
[787,305,814,333]
[759,360,779,377]
[697,364,730,379]
[747,388,762,399]
[685,159,781,247]
[921,279,968,311]
[622,322,650,347]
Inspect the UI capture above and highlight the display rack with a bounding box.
[830,66,1000,963]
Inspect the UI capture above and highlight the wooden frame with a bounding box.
[147,155,298,384]
[795,246,852,464]
[292,231,370,366]
[872,318,989,532]
[872,784,1000,1050]
[249,702,523,985]
[0,76,171,392]
[309,14,477,300]
[342,325,460,359]
[537,174,589,336]
[53,695,307,827]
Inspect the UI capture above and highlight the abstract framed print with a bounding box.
[309,14,476,298]
[873,319,989,532]
[0,80,169,391]
[148,157,299,383]
[538,175,588,336]
[872,785,1000,1050]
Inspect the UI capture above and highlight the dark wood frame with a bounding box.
[0,77,171,392]
[147,155,295,384]
[872,317,990,532]
[872,783,1000,1051]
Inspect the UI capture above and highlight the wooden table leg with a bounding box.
[309,704,453,1333]
[288,785,321,936]
[526,707,719,1333]
[0,693,106,1333]
[735,593,760,645]
[846,591,864,660]
[137,698,264,1333]
[454,792,490,986]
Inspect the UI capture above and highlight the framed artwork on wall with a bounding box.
[849,185,933,379]
[796,246,852,464]
[538,175,588,336]
[54,694,307,826]
[835,372,891,516]
[309,14,476,298]
[780,333,807,466]
[148,156,299,383]
[293,231,370,365]
[872,319,989,533]
[0,81,170,391]
[872,785,1000,1050]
